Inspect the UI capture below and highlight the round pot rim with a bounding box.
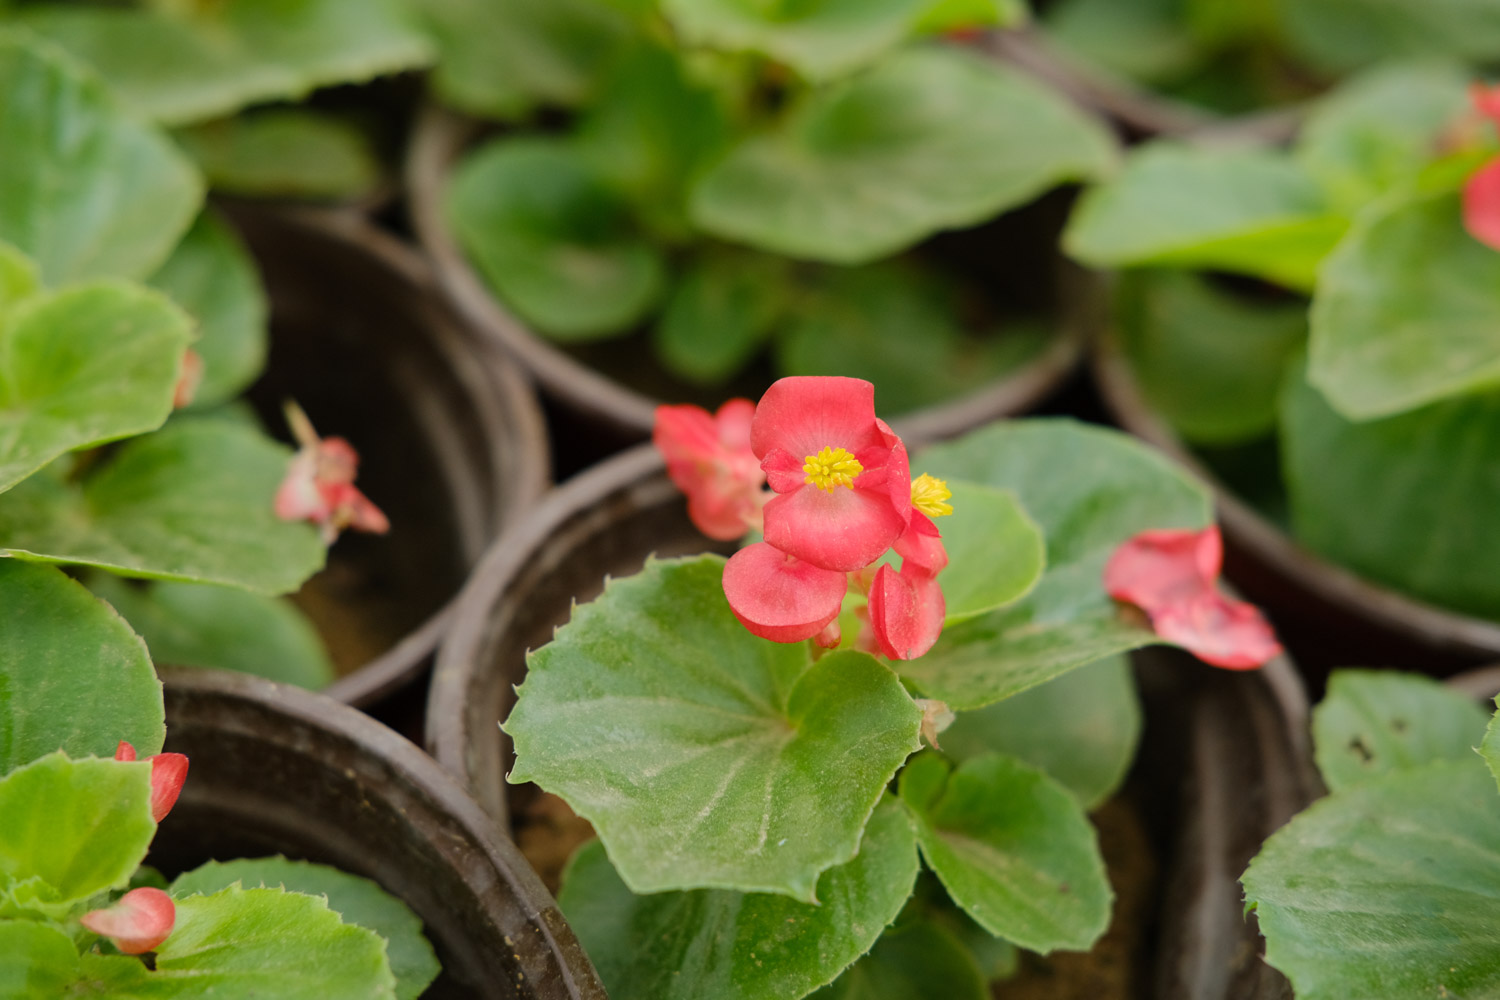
[225,204,552,708]
[404,103,1087,446]
[1091,313,1500,659]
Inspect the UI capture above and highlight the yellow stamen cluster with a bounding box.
[911,474,953,517]
[803,446,863,492]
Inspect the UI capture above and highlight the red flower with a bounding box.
[1473,81,1500,125]
[654,399,766,540]
[1104,525,1280,670]
[274,402,389,544]
[80,887,175,955]
[115,741,189,823]
[1464,82,1500,250]
[752,377,911,573]
[867,513,949,660]
[722,541,847,643]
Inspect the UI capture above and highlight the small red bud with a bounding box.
[80,887,175,955]
[114,741,188,822]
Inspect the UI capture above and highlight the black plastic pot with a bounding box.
[153,667,605,999]
[405,108,1089,463]
[427,444,1317,999]
[220,206,550,710]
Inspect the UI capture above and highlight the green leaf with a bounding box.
[0,281,194,495]
[925,481,1045,623]
[146,211,267,409]
[1484,707,1500,794]
[1242,758,1500,1000]
[448,137,665,340]
[1308,191,1500,422]
[0,752,154,904]
[172,109,381,201]
[774,261,1052,414]
[0,921,82,998]
[1064,144,1344,292]
[692,47,1116,264]
[1312,670,1492,792]
[79,885,398,999]
[900,420,1212,709]
[914,0,1026,33]
[1044,0,1202,85]
[506,555,922,901]
[1283,0,1500,74]
[0,241,39,312]
[898,752,1111,953]
[660,0,932,82]
[413,0,637,120]
[0,30,203,283]
[0,561,162,775]
[1294,64,1471,214]
[0,419,326,595]
[1281,360,1500,620]
[172,857,437,1000]
[1115,269,1307,446]
[809,919,987,1000]
[16,0,433,126]
[654,249,788,385]
[559,796,921,1000]
[88,576,334,690]
[939,655,1140,809]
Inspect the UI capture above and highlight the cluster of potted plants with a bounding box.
[6,2,1500,999]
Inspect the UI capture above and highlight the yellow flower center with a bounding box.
[911,474,953,517]
[803,446,863,492]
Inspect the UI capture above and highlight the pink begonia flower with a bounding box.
[115,741,189,823]
[1104,525,1281,670]
[753,377,911,573]
[171,349,203,410]
[1464,83,1500,250]
[81,887,176,955]
[654,399,766,540]
[274,402,390,545]
[1472,81,1500,125]
[722,541,847,643]
[866,511,949,660]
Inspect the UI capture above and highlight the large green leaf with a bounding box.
[79,885,398,999]
[0,241,39,310]
[660,0,932,82]
[809,919,987,1000]
[920,481,1044,623]
[900,420,1212,709]
[1282,0,1500,74]
[1281,362,1500,620]
[172,857,437,1000]
[0,31,202,284]
[172,110,381,202]
[939,655,1139,809]
[0,752,154,904]
[653,249,789,385]
[0,280,193,494]
[1312,669,1492,793]
[692,47,1115,264]
[0,420,326,595]
[1242,758,1500,1000]
[914,0,1025,33]
[1064,144,1343,292]
[1308,191,1500,422]
[1484,707,1500,794]
[898,752,1111,953]
[1115,269,1306,446]
[88,576,334,690]
[0,921,82,998]
[0,561,162,775]
[507,555,922,902]
[559,796,921,1000]
[448,136,665,340]
[413,0,637,120]
[16,0,432,126]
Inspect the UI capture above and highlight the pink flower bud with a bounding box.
[114,742,189,822]
[80,887,175,955]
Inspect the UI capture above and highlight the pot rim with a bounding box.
[404,104,1088,447]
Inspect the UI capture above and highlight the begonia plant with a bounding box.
[504,375,1282,999]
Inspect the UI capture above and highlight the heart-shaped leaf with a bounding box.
[559,796,921,1000]
[898,752,1111,953]
[0,280,194,494]
[1308,191,1500,421]
[0,31,202,283]
[692,47,1115,264]
[172,110,381,201]
[448,136,666,340]
[507,555,922,901]
[1243,758,1500,1000]
[928,481,1045,623]
[0,419,326,595]
[939,654,1139,809]
[0,561,162,775]
[810,918,988,1000]
[1313,669,1492,793]
[900,420,1212,710]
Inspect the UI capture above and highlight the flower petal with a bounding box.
[750,376,885,462]
[1465,158,1500,251]
[1104,526,1221,613]
[148,753,189,823]
[722,542,847,643]
[894,511,947,576]
[764,481,909,572]
[868,563,946,661]
[655,401,766,540]
[81,887,176,955]
[1151,590,1282,670]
